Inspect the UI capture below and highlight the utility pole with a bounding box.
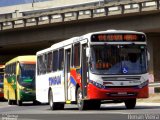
[32,0,35,7]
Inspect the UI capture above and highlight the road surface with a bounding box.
[0,102,160,120]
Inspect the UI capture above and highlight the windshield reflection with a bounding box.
[19,63,35,89]
[90,45,147,75]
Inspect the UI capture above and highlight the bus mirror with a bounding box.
[86,48,90,57]
[147,51,150,61]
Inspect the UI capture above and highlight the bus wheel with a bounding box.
[17,100,22,106]
[33,100,41,105]
[8,100,12,105]
[77,87,88,110]
[49,90,64,110]
[13,100,17,105]
[88,100,101,110]
[124,98,136,109]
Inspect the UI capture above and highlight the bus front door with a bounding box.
[64,49,71,101]
[81,44,88,98]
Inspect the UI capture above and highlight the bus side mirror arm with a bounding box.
[147,51,150,61]
[86,47,90,57]
[17,75,20,82]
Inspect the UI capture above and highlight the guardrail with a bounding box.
[149,82,160,87]
[0,0,159,30]
[149,82,160,93]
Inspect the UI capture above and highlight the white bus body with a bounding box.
[36,30,149,110]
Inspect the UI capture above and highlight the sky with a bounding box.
[0,0,51,7]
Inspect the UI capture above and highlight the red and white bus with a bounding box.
[36,30,149,110]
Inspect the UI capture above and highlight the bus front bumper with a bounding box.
[20,91,36,101]
[0,88,4,98]
[87,83,149,100]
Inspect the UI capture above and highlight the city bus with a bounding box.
[0,65,5,99]
[36,30,149,110]
[4,56,36,106]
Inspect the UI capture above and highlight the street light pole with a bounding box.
[32,0,35,7]
[99,0,101,6]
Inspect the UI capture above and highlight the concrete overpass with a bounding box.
[0,0,160,88]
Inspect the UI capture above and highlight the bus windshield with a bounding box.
[90,45,147,75]
[0,74,3,88]
[19,63,35,88]
[0,67,4,88]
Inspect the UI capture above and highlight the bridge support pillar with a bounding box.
[148,33,160,93]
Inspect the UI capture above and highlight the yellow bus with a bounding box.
[4,56,36,106]
[0,65,5,99]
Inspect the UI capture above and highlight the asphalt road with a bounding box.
[0,102,160,120]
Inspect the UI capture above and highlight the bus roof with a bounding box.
[51,37,79,48]
[36,37,79,55]
[36,30,146,55]
[36,46,53,55]
[80,30,145,39]
[5,55,36,66]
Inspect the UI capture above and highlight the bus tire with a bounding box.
[124,98,136,109]
[17,100,22,106]
[76,87,88,110]
[33,100,41,105]
[88,100,101,110]
[49,90,64,110]
[8,100,12,105]
[7,91,12,105]
[13,100,17,105]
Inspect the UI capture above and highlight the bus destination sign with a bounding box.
[91,34,146,42]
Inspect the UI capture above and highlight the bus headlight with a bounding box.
[21,88,32,94]
[138,80,148,88]
[0,88,3,93]
[89,80,105,89]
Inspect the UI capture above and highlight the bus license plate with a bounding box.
[118,92,127,95]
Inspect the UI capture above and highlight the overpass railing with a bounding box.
[0,0,159,31]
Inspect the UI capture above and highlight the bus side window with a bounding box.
[11,64,14,75]
[13,63,16,75]
[7,65,10,76]
[59,48,64,70]
[37,55,47,75]
[52,50,59,72]
[5,66,8,78]
[44,54,47,73]
[37,56,42,75]
[73,43,80,67]
[47,52,53,73]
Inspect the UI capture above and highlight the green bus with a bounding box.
[4,56,36,106]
